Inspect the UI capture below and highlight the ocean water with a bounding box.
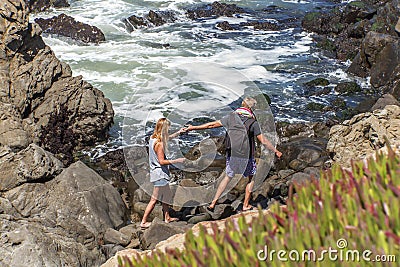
[31,0,368,157]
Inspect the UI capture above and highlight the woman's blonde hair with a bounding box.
[242,96,257,110]
[151,118,170,150]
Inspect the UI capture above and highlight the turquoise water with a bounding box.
[32,0,368,157]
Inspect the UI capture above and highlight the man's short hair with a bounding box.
[242,97,257,109]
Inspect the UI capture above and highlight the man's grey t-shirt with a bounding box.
[220,113,262,158]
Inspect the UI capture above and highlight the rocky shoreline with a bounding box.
[0,0,399,266]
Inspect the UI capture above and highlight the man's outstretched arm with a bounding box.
[257,134,282,158]
[187,120,223,131]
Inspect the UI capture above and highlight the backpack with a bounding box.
[224,112,256,158]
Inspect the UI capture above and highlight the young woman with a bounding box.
[140,118,186,229]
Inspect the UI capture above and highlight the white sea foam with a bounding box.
[34,0,370,152]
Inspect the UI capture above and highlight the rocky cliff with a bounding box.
[0,0,113,163]
[0,0,126,265]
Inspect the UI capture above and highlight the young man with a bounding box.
[186,97,282,211]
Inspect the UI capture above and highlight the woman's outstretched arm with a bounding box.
[155,142,185,165]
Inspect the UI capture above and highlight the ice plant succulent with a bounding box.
[119,147,399,266]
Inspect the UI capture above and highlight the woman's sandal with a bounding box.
[140,222,151,229]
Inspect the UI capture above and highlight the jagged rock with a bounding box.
[140,218,189,249]
[304,78,330,88]
[205,203,235,220]
[334,81,362,95]
[275,137,329,172]
[216,21,237,31]
[0,218,105,266]
[327,105,400,167]
[123,10,177,31]
[119,224,141,240]
[276,121,331,143]
[0,0,113,161]
[103,228,131,246]
[0,143,63,191]
[101,244,126,261]
[28,0,70,13]
[371,94,400,111]
[35,13,105,44]
[242,21,281,31]
[0,103,30,149]
[187,213,211,224]
[286,172,315,187]
[186,1,246,20]
[252,179,272,200]
[102,210,271,267]
[4,161,127,234]
[133,201,163,221]
[0,161,125,266]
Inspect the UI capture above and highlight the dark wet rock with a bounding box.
[28,0,70,13]
[302,11,341,35]
[252,179,272,201]
[372,0,400,36]
[275,137,329,173]
[216,21,237,31]
[187,1,246,20]
[304,78,330,88]
[35,13,105,44]
[330,97,347,111]
[276,122,331,143]
[303,0,400,93]
[241,21,281,31]
[187,213,212,224]
[334,81,362,95]
[306,102,326,112]
[124,10,177,31]
[348,31,400,99]
[0,144,63,191]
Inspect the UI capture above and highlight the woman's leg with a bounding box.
[140,186,160,227]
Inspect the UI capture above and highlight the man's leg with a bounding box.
[243,176,254,211]
[209,174,231,209]
[159,185,178,223]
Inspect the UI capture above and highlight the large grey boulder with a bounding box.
[0,143,63,191]
[5,161,127,234]
[0,217,105,266]
[0,161,128,265]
